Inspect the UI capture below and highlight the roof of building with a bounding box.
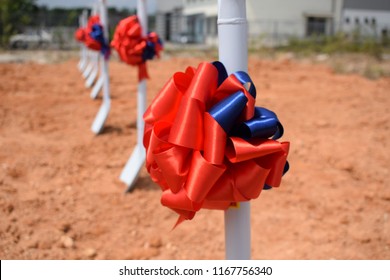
[344,0,390,11]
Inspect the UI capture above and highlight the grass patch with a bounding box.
[277,32,389,60]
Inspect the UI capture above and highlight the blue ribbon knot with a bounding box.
[142,33,163,62]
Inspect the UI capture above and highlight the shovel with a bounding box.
[91,0,110,134]
[119,0,148,191]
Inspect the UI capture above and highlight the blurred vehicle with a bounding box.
[174,32,196,44]
[9,30,52,49]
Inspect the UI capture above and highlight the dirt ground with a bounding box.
[0,50,389,260]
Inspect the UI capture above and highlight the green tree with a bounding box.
[0,0,37,47]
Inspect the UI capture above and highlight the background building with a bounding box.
[182,0,218,44]
[341,0,390,41]
[155,0,390,46]
[155,0,184,43]
[247,0,343,46]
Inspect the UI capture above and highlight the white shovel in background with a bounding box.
[85,4,100,86]
[90,71,104,99]
[77,14,84,71]
[85,52,99,88]
[91,0,111,134]
[119,0,148,191]
[82,51,93,79]
[89,2,105,99]
[218,0,251,260]
[78,10,88,72]
[90,9,104,101]
[82,4,99,80]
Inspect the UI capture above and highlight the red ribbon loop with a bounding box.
[143,62,290,225]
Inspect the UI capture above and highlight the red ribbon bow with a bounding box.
[75,28,86,43]
[143,62,290,225]
[84,15,103,51]
[111,15,162,81]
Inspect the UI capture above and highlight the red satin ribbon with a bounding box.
[111,15,162,81]
[143,62,290,225]
[84,15,102,51]
[75,28,86,43]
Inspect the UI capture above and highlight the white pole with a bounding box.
[218,0,251,260]
[136,0,147,154]
[91,0,111,134]
[119,0,147,190]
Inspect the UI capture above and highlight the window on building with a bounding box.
[371,18,376,26]
[355,18,360,24]
[382,28,389,46]
[364,18,369,24]
[345,17,350,24]
[165,13,171,41]
[306,17,327,36]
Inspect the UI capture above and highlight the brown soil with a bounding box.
[0,52,389,260]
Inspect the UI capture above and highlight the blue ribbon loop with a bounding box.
[212,61,228,87]
[234,107,282,140]
[208,62,289,190]
[234,71,256,98]
[209,91,248,133]
[90,24,110,59]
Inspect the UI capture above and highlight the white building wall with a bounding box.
[183,0,217,17]
[342,9,390,38]
[156,0,182,13]
[182,0,218,44]
[155,0,184,42]
[180,0,343,45]
[247,0,343,39]
[161,0,390,47]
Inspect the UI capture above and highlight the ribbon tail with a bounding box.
[172,215,187,230]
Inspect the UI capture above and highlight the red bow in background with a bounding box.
[74,28,86,43]
[111,15,163,81]
[143,62,290,226]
